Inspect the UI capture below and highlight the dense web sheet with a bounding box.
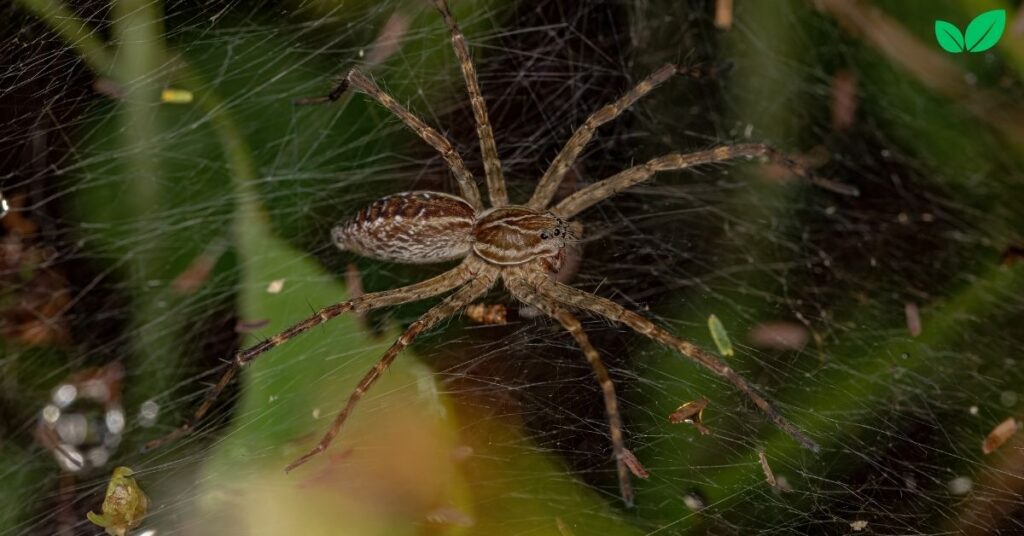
[2,0,1024,534]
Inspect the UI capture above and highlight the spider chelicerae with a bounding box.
[150,0,856,506]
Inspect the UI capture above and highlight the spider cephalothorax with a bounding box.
[151,0,855,507]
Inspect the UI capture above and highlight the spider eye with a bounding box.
[553,228,561,237]
[540,232,549,240]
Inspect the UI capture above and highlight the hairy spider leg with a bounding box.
[285,269,499,472]
[143,259,479,451]
[528,63,680,209]
[506,275,634,507]
[433,0,508,207]
[295,69,484,211]
[525,270,822,453]
[554,144,859,218]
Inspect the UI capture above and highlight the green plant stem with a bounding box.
[16,0,115,75]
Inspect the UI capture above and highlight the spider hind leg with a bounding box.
[285,270,497,472]
[506,274,635,507]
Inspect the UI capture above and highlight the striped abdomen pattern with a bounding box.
[332,191,475,263]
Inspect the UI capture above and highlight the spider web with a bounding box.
[2,0,1024,534]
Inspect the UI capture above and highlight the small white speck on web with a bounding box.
[312,408,321,419]
[743,123,754,138]
[266,279,285,294]
[850,520,869,531]
[969,405,979,415]
[682,493,705,511]
[948,476,972,495]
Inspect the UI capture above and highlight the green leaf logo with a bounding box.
[934,20,965,53]
[964,10,1005,52]
[935,10,1006,54]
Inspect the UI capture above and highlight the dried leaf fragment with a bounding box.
[1000,244,1024,267]
[758,450,777,487]
[621,448,649,479]
[86,466,148,536]
[982,417,1019,454]
[465,302,508,325]
[714,0,733,30]
[669,397,711,435]
[171,244,225,294]
[748,321,810,351]
[904,302,922,337]
[707,314,734,356]
[830,69,858,131]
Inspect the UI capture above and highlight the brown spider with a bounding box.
[149,0,855,506]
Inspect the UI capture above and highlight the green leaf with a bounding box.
[934,20,965,53]
[86,511,110,528]
[707,314,734,357]
[965,9,1006,53]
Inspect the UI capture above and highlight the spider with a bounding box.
[149,0,855,506]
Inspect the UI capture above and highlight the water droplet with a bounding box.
[139,399,160,427]
[947,476,972,495]
[55,445,85,472]
[105,408,125,434]
[0,193,8,219]
[56,413,89,445]
[42,404,61,423]
[54,384,78,407]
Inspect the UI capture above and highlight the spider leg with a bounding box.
[526,271,821,453]
[144,259,481,452]
[432,0,508,207]
[506,276,634,507]
[298,69,484,211]
[529,63,681,210]
[554,144,859,218]
[285,268,499,472]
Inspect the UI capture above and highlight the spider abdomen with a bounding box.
[332,191,475,264]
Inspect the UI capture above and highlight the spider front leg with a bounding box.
[526,271,821,453]
[506,276,635,507]
[144,259,479,452]
[296,69,484,211]
[432,0,508,206]
[286,268,498,472]
[554,144,858,218]
[528,63,680,210]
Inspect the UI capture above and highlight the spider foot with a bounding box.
[293,77,352,106]
[284,443,328,473]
